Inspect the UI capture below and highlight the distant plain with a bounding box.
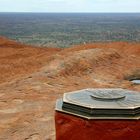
[0,13,140,47]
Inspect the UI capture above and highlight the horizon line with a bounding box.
[0,12,140,14]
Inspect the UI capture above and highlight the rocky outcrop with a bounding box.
[0,37,139,139]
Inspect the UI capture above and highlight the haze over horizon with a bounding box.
[0,0,140,13]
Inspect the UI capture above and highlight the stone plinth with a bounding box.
[55,89,140,140]
[55,111,140,140]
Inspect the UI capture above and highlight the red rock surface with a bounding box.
[0,37,140,139]
[55,112,140,140]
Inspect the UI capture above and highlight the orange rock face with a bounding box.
[0,37,139,139]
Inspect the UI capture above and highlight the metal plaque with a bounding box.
[56,88,140,119]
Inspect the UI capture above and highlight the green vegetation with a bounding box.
[0,13,140,48]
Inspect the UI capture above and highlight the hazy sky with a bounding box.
[0,0,140,13]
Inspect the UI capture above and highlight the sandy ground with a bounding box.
[0,37,140,140]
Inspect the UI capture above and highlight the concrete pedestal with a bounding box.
[55,111,140,140]
[55,89,140,140]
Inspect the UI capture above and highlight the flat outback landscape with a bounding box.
[0,36,139,139]
[0,0,140,139]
